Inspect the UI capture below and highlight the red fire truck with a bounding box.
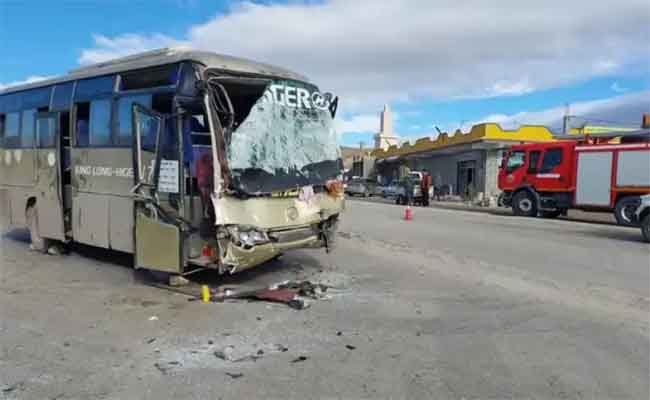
[498,130,650,225]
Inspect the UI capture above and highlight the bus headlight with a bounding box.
[227,226,269,248]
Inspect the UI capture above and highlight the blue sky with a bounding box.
[1,0,648,146]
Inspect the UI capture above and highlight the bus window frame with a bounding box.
[20,108,37,149]
[73,96,115,149]
[3,111,22,149]
[118,63,180,92]
[113,87,175,148]
[36,112,58,149]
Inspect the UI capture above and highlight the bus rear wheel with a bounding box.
[512,191,538,217]
[614,196,639,227]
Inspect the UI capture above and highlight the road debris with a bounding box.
[148,316,159,321]
[291,356,308,363]
[225,372,244,379]
[345,345,356,350]
[154,361,181,375]
[209,279,330,309]
[146,338,156,344]
[169,275,190,287]
[2,384,18,393]
[214,343,288,363]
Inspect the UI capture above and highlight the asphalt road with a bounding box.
[1,200,648,399]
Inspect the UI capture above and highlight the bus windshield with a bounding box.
[227,80,341,194]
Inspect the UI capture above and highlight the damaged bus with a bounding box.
[0,48,344,276]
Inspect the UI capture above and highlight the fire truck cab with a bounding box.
[498,130,650,225]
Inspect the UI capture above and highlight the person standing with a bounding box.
[403,176,414,206]
[434,172,443,201]
[421,169,432,206]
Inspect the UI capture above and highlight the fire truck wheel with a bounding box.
[641,214,650,243]
[614,197,639,226]
[512,191,538,217]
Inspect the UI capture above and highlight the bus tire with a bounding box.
[512,190,538,217]
[614,196,639,227]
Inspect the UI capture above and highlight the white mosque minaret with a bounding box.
[374,104,400,150]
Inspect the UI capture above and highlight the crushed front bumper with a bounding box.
[220,217,339,273]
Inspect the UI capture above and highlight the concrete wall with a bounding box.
[352,156,376,178]
[412,150,486,195]
[376,147,509,201]
[483,149,503,199]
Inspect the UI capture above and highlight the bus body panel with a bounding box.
[0,189,9,231]
[72,192,110,248]
[71,148,135,250]
[3,149,36,187]
[35,144,65,240]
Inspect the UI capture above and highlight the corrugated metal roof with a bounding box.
[553,129,650,141]
[0,47,309,95]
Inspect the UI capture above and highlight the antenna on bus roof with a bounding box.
[68,46,194,75]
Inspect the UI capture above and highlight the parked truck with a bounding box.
[498,130,650,225]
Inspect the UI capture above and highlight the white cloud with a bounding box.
[611,82,629,93]
[78,34,185,65]
[335,113,379,135]
[77,0,650,114]
[0,75,53,91]
[469,90,650,131]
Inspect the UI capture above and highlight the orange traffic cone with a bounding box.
[404,205,413,220]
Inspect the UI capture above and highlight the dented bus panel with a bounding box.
[0,48,344,275]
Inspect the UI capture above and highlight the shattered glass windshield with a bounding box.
[227,80,342,194]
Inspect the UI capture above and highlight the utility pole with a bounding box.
[562,103,571,135]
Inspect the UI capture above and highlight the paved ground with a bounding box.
[1,200,648,399]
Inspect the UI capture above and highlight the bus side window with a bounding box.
[89,100,112,146]
[4,112,21,148]
[0,114,5,147]
[21,109,36,149]
[116,94,151,147]
[75,103,90,147]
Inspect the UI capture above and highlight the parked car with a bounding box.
[634,194,650,243]
[382,183,400,198]
[346,179,377,197]
[395,177,426,205]
[372,184,386,197]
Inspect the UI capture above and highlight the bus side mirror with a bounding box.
[329,96,339,119]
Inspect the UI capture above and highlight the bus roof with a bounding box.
[0,47,309,95]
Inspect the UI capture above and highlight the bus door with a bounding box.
[34,112,65,240]
[131,104,183,273]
